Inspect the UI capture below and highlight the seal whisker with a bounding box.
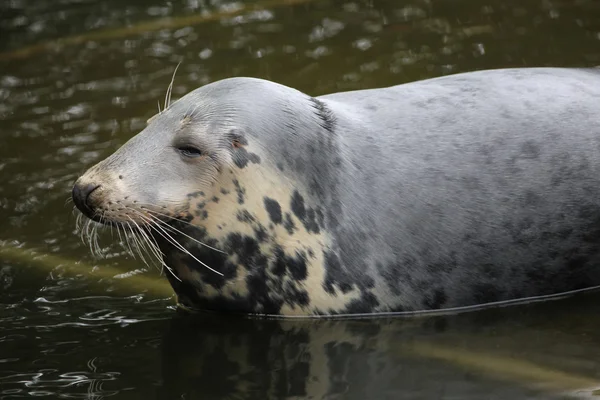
[124,220,152,270]
[75,212,84,242]
[133,210,222,277]
[131,218,187,280]
[129,225,150,266]
[164,61,181,111]
[142,208,227,254]
[125,215,163,272]
[139,230,165,269]
[88,227,96,258]
[91,215,102,258]
[129,214,181,280]
[120,225,136,259]
[124,212,166,268]
[84,219,95,256]
[135,203,211,230]
[116,224,125,252]
[79,218,88,247]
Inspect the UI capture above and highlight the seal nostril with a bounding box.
[72,183,101,218]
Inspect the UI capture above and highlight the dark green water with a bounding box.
[2,0,600,398]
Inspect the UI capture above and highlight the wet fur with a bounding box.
[74,67,600,316]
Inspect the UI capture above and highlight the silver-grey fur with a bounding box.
[73,67,600,316]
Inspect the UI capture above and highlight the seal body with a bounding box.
[73,67,600,316]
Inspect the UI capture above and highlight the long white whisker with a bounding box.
[126,216,160,271]
[165,61,182,110]
[91,217,100,258]
[85,219,94,255]
[134,211,222,276]
[120,224,136,258]
[132,219,185,280]
[142,208,226,254]
[125,224,140,260]
[125,211,182,279]
[127,215,164,268]
[126,221,152,270]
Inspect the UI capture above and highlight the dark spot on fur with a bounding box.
[233,147,261,169]
[291,191,306,221]
[197,201,206,209]
[118,175,123,179]
[289,191,320,233]
[224,233,263,270]
[237,209,255,223]
[276,162,284,171]
[309,97,336,133]
[271,248,287,277]
[233,179,245,204]
[283,281,310,308]
[200,210,208,220]
[304,208,320,234]
[264,197,282,224]
[271,247,307,280]
[246,270,283,314]
[323,251,353,294]
[179,213,194,223]
[220,188,230,195]
[211,196,219,203]
[187,191,205,199]
[253,224,268,243]
[343,291,379,314]
[284,213,296,234]
[324,250,375,295]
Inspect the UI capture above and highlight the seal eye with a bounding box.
[178,146,203,158]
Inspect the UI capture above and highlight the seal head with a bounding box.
[72,77,347,316]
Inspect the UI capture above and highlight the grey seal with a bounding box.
[72,67,600,317]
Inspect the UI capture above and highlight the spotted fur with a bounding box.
[73,68,600,316]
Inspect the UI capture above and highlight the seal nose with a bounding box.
[72,183,101,218]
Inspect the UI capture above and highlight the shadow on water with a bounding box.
[3,291,600,399]
[160,293,600,400]
[3,0,600,398]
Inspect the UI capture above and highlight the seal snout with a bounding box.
[72,182,101,219]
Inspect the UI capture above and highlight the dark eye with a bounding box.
[178,146,203,158]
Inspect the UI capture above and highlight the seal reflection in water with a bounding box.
[72,67,600,317]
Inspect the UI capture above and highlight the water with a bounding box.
[1,0,600,398]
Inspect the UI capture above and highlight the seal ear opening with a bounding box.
[228,129,248,149]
